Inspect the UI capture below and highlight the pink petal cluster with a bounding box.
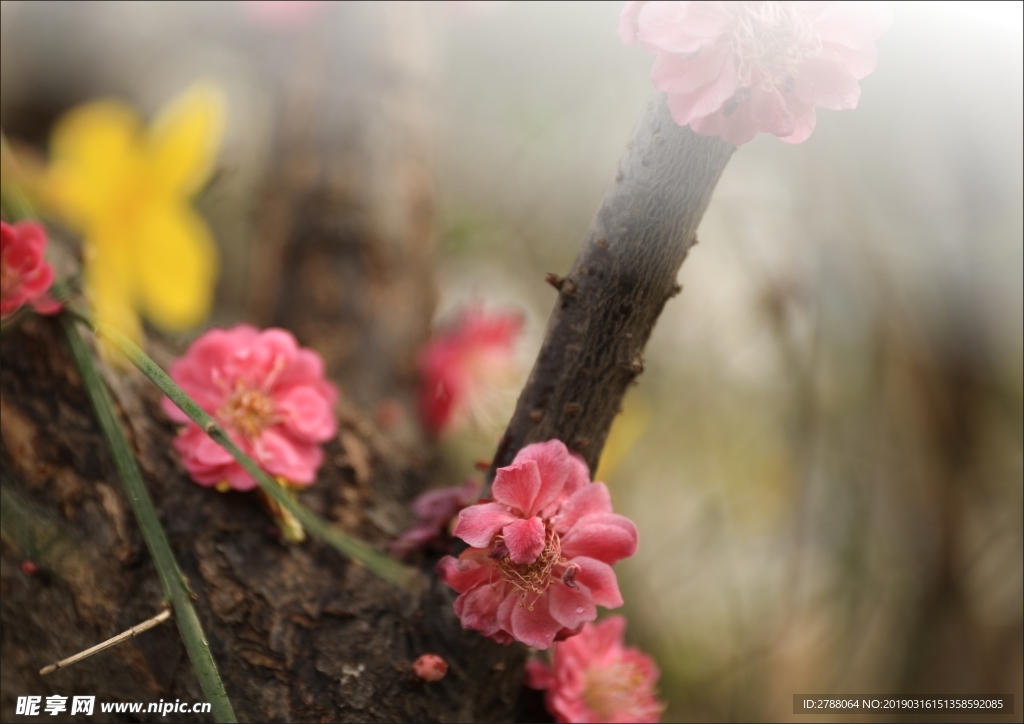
[526,616,664,723]
[418,306,523,435]
[620,1,893,144]
[1,221,60,320]
[238,1,329,29]
[390,479,480,558]
[162,325,338,491]
[436,440,638,650]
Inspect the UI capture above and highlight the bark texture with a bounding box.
[0,318,521,723]
[491,95,735,475]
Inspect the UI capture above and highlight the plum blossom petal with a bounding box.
[454,502,518,548]
[779,105,818,145]
[635,1,734,54]
[813,1,894,47]
[549,581,597,630]
[555,453,592,504]
[454,583,507,637]
[621,0,892,144]
[553,482,614,535]
[276,386,337,442]
[436,552,491,593]
[503,516,547,564]
[511,595,565,650]
[657,51,739,126]
[826,42,878,80]
[794,51,862,110]
[573,557,625,608]
[492,459,543,514]
[561,513,639,564]
[510,439,572,516]
[750,86,796,137]
[618,0,645,43]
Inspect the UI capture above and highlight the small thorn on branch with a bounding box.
[545,273,564,290]
[565,403,582,418]
[40,607,172,676]
[529,410,543,422]
[669,283,683,298]
[545,273,576,295]
[621,356,645,376]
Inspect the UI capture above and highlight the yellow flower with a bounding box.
[42,83,224,343]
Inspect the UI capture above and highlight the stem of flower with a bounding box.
[61,316,237,724]
[66,304,422,592]
[489,93,735,483]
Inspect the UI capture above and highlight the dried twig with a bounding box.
[40,608,172,676]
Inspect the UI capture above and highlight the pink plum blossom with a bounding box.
[418,305,523,434]
[390,478,480,559]
[238,1,329,29]
[162,324,338,491]
[620,1,893,144]
[1,221,60,320]
[526,615,664,723]
[436,440,638,650]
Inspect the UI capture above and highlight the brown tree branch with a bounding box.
[490,93,736,478]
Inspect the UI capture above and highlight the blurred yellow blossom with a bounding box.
[42,83,224,344]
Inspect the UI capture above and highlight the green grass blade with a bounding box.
[62,316,237,723]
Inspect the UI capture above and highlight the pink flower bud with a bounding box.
[412,653,448,682]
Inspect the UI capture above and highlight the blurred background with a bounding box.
[2,1,1021,721]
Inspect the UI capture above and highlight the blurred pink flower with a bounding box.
[620,1,893,144]
[162,325,338,491]
[436,440,638,650]
[1,221,60,320]
[418,305,523,435]
[412,653,448,682]
[239,1,329,29]
[390,478,480,558]
[526,615,664,723]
